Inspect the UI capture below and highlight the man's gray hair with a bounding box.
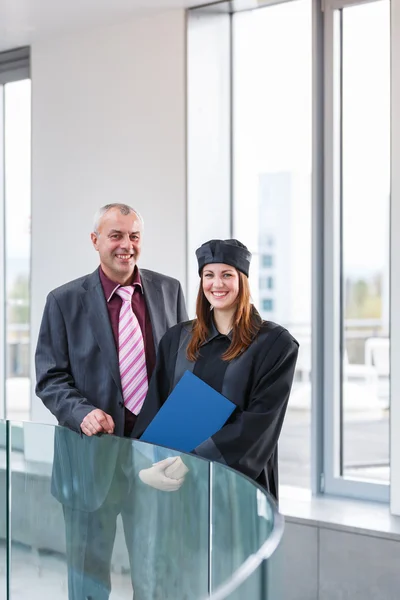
[93,204,144,234]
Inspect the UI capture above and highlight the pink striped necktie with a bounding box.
[115,286,148,415]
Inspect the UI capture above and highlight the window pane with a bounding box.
[262,299,274,312]
[262,254,273,268]
[5,79,31,421]
[233,0,312,489]
[341,1,390,483]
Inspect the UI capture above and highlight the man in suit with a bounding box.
[35,203,188,600]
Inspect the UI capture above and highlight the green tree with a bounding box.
[8,274,30,324]
[345,277,382,319]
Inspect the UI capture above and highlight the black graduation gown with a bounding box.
[132,319,299,501]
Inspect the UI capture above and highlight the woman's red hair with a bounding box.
[187,271,262,362]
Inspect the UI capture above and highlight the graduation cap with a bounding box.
[196,239,252,277]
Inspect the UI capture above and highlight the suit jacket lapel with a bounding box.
[140,269,166,349]
[81,270,122,396]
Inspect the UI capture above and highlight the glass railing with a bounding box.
[0,420,283,599]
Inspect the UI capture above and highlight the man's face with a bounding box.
[91,208,143,284]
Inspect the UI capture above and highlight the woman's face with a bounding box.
[202,263,240,311]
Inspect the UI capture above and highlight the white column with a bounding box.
[187,10,232,316]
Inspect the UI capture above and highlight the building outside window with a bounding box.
[259,276,274,290]
[261,254,273,268]
[262,299,274,312]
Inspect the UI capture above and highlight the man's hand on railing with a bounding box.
[138,456,189,492]
[80,409,115,436]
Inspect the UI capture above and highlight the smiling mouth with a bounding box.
[212,292,228,297]
[115,254,134,262]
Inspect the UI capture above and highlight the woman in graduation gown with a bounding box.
[133,238,299,500]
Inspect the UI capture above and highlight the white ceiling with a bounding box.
[0,0,208,51]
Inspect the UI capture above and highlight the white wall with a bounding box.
[30,10,187,423]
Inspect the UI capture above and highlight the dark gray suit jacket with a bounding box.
[35,267,188,511]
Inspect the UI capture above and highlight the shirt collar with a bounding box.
[200,315,233,346]
[98,266,143,303]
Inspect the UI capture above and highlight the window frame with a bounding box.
[188,0,392,505]
[321,0,390,502]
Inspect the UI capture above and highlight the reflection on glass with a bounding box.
[233,1,312,489]
[341,0,390,483]
[4,80,31,422]
[5,420,284,599]
[9,422,210,600]
[211,462,276,599]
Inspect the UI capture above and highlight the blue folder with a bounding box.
[140,370,236,452]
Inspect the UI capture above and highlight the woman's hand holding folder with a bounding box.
[138,456,189,492]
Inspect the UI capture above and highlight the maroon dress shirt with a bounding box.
[99,266,156,437]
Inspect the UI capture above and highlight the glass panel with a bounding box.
[4,79,31,422]
[209,558,283,600]
[7,421,285,599]
[211,462,277,599]
[224,570,263,599]
[9,422,209,600]
[232,1,312,489]
[341,0,390,482]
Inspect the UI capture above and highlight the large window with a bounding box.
[341,0,390,484]
[232,0,312,489]
[5,79,31,421]
[187,0,391,503]
[324,0,390,497]
[0,50,31,421]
